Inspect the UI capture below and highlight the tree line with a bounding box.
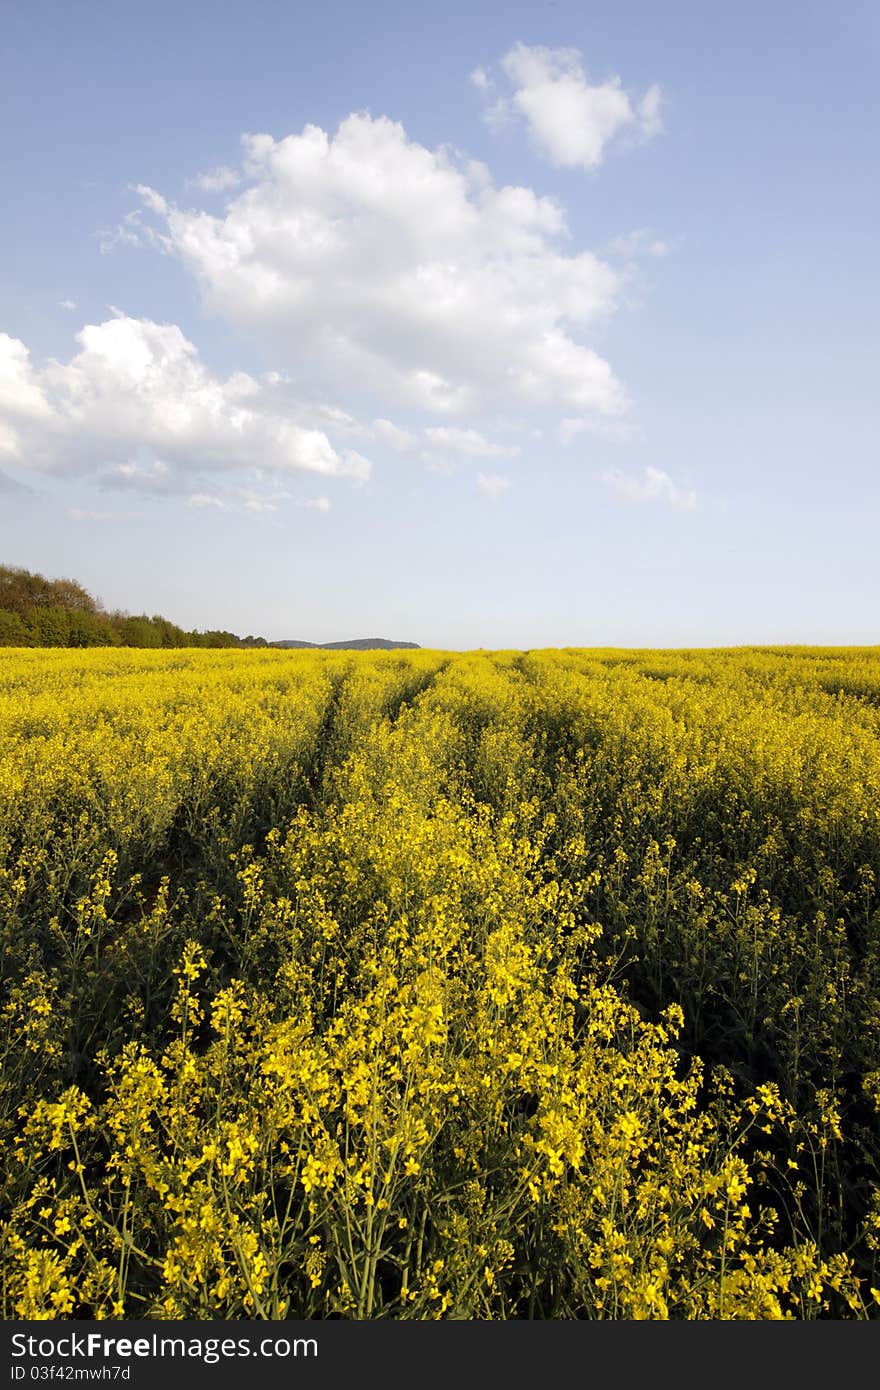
[0,565,269,648]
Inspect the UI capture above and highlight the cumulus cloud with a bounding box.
[0,318,371,495]
[476,471,511,500]
[478,43,662,169]
[0,336,54,422]
[61,84,674,513]
[603,465,696,511]
[126,113,627,420]
[59,299,77,311]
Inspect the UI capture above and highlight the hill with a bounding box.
[274,637,420,650]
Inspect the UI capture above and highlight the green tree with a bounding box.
[26,605,70,647]
[0,610,31,646]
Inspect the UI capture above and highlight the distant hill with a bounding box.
[274,637,420,651]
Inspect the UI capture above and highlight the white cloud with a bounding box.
[240,488,285,514]
[194,165,241,193]
[104,459,176,493]
[558,415,636,445]
[483,97,515,136]
[372,417,418,452]
[424,426,519,458]
[133,183,169,217]
[0,335,54,421]
[98,208,159,255]
[479,43,662,169]
[305,402,363,434]
[470,67,491,91]
[603,465,696,511]
[370,417,520,468]
[188,492,227,510]
[476,471,511,500]
[339,450,371,479]
[189,485,317,516]
[637,85,664,138]
[188,484,331,517]
[0,317,371,493]
[128,113,627,420]
[59,299,77,311]
[607,229,670,259]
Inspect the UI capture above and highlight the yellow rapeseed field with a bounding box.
[2,646,879,1319]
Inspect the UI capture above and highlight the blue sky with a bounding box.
[1,0,878,648]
